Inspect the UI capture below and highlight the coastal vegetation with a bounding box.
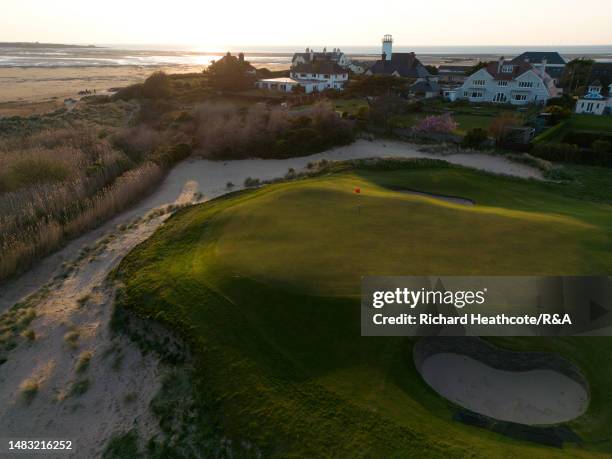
[0,69,354,282]
[116,159,612,457]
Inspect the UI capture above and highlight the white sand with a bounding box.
[0,140,542,455]
[420,353,589,425]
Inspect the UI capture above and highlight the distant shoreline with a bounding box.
[0,42,97,49]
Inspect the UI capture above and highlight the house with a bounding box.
[511,52,566,86]
[456,57,560,105]
[575,81,612,115]
[292,48,351,69]
[366,35,431,80]
[256,54,348,94]
[438,65,471,84]
[409,79,440,99]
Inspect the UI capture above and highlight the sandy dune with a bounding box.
[0,140,541,457]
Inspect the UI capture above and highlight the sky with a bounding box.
[1,0,611,48]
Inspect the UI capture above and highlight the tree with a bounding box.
[413,113,457,134]
[467,62,487,75]
[462,128,489,149]
[141,71,171,99]
[367,95,410,129]
[425,65,439,75]
[489,113,520,145]
[345,75,410,97]
[543,105,572,124]
[206,52,256,91]
[561,58,595,95]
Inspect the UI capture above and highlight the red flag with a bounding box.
[354,187,361,194]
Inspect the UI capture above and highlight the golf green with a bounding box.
[117,160,612,457]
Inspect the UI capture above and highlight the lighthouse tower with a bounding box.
[382,34,393,61]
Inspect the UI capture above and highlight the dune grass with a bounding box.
[117,161,612,457]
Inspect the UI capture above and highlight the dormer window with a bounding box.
[502,65,514,73]
[589,86,602,94]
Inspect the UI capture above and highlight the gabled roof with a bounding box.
[292,61,346,75]
[483,60,534,80]
[368,52,430,79]
[409,78,440,94]
[511,52,566,66]
[292,51,344,63]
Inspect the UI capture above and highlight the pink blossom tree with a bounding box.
[413,113,458,134]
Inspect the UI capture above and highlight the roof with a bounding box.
[258,77,300,84]
[409,78,440,94]
[292,61,347,75]
[511,52,566,66]
[588,63,612,88]
[368,52,431,79]
[292,51,344,63]
[483,60,534,80]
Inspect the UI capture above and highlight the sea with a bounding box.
[2,43,612,69]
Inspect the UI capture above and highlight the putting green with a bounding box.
[118,160,612,458]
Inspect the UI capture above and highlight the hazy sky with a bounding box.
[2,0,611,47]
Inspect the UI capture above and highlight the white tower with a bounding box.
[382,34,393,61]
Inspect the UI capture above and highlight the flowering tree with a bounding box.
[413,113,458,134]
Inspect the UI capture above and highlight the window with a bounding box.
[463,91,468,97]
[502,65,514,73]
[493,93,507,102]
[470,91,483,98]
[497,81,508,86]
[513,94,528,101]
[518,81,534,88]
[473,79,486,86]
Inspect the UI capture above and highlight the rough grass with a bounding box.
[117,161,612,458]
[19,378,39,403]
[75,351,93,373]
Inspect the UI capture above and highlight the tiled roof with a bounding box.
[292,61,346,75]
[484,61,533,80]
[511,52,566,66]
[369,53,430,78]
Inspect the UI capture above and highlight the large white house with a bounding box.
[256,58,348,94]
[455,58,560,105]
[292,48,351,68]
[511,52,566,86]
[575,81,612,115]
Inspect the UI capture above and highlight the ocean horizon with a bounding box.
[1,43,612,68]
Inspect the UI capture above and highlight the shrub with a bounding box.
[75,351,93,373]
[461,128,489,149]
[244,177,260,188]
[413,113,457,134]
[141,71,172,99]
[544,105,572,124]
[20,378,39,403]
[69,378,90,397]
[531,142,581,162]
[63,330,80,349]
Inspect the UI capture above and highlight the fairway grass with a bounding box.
[117,160,612,457]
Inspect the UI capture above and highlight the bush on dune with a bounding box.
[193,101,354,159]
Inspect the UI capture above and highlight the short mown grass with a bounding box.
[117,160,612,458]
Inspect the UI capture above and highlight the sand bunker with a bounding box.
[414,338,589,426]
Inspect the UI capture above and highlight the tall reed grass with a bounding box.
[0,127,167,281]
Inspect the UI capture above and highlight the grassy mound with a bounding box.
[117,160,612,458]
